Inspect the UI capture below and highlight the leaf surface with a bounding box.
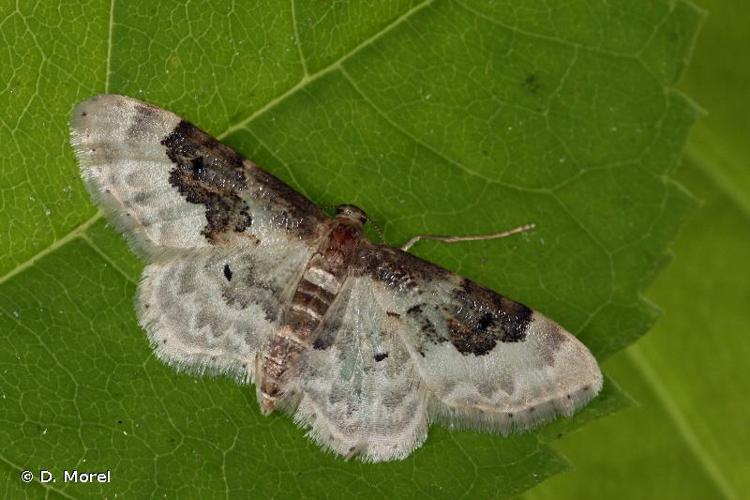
[525,0,750,497]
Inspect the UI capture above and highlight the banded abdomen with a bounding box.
[257,217,363,414]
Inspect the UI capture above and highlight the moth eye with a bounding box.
[223,263,233,281]
[374,352,388,362]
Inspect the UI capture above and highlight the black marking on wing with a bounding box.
[358,244,533,357]
[449,278,532,354]
[312,312,340,351]
[161,120,327,243]
[162,120,252,243]
[218,254,279,322]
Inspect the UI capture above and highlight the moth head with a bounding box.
[335,204,368,227]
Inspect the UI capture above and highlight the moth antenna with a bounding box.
[401,223,536,252]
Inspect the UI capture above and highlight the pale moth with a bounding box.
[69,95,602,462]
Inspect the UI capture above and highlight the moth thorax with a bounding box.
[335,204,368,227]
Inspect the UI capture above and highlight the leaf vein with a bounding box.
[0,213,102,286]
[290,0,309,77]
[217,0,435,140]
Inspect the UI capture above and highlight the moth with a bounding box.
[69,95,602,462]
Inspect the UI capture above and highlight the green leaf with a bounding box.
[0,1,700,497]
[680,0,750,215]
[524,164,750,500]
[525,0,750,498]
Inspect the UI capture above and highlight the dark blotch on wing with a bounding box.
[448,279,532,355]
[357,244,532,357]
[447,317,498,356]
[162,121,252,243]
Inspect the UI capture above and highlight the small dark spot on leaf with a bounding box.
[523,73,542,94]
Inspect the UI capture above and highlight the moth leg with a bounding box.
[400,223,535,252]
